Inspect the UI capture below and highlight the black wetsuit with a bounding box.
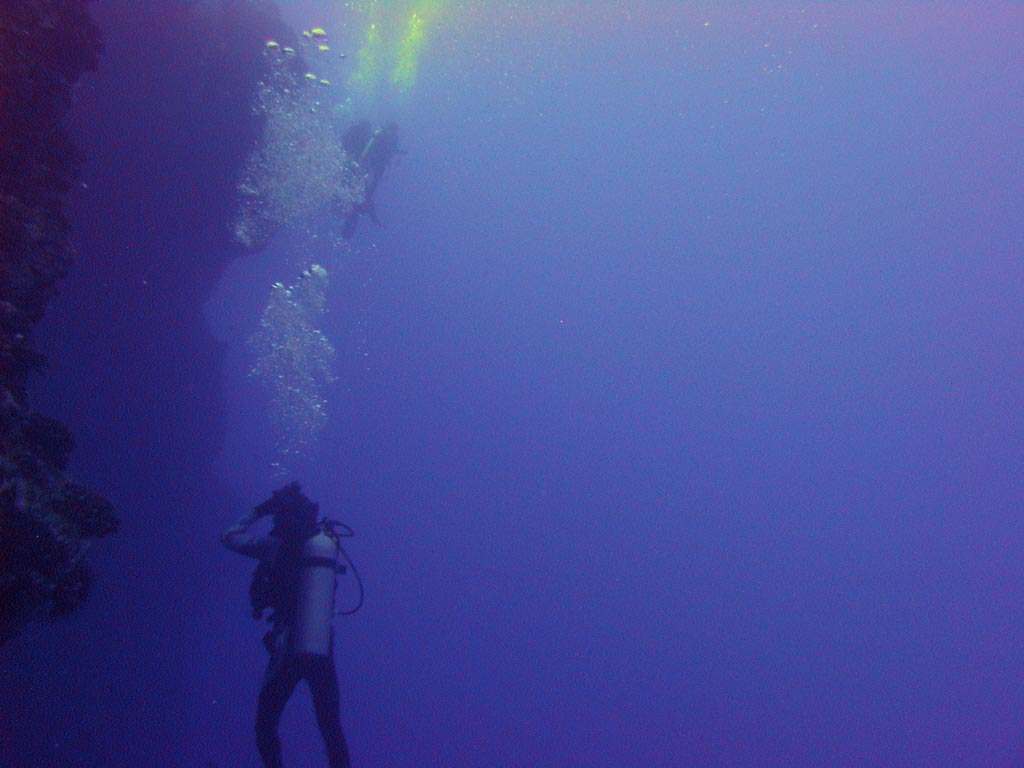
[258,637,348,768]
[223,514,351,768]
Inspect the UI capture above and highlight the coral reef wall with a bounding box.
[1,0,296,650]
[0,0,117,645]
[1,1,299,761]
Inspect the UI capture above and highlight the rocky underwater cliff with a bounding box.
[0,0,298,648]
[0,0,118,646]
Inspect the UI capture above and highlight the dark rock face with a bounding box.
[0,0,103,394]
[0,394,118,644]
[0,0,116,645]
[1,0,295,648]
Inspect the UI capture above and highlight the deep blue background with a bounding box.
[3,2,1024,767]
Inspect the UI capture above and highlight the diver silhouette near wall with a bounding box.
[340,121,402,240]
[222,483,351,768]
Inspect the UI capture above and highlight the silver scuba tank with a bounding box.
[292,527,339,655]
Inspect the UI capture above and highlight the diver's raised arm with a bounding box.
[221,506,272,558]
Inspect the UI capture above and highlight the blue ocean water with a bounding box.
[3,2,1024,767]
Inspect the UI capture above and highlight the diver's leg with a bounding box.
[256,653,302,768]
[305,653,351,768]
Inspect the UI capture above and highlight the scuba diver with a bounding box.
[222,482,351,768]
[341,120,402,240]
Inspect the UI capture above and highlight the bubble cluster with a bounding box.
[233,52,364,250]
[248,264,337,472]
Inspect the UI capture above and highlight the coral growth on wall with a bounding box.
[0,0,117,645]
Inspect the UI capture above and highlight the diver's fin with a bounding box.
[367,202,382,227]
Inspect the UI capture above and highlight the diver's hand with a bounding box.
[244,506,266,524]
[223,507,262,539]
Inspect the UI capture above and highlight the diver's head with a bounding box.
[259,482,319,541]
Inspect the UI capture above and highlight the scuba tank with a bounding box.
[292,525,339,655]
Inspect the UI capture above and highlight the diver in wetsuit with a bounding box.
[222,483,351,768]
[341,121,402,240]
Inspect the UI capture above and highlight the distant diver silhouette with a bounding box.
[341,120,402,240]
